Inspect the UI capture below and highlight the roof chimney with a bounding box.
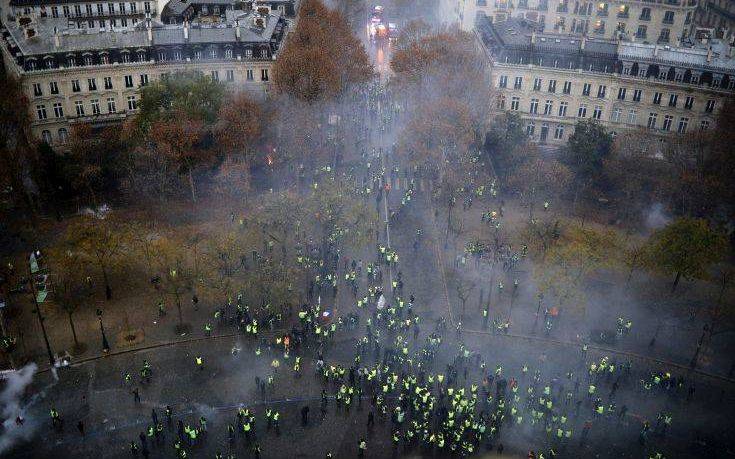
[653,45,658,57]
[53,26,60,48]
[706,46,713,63]
[580,35,586,50]
[183,20,189,41]
[236,19,241,40]
[146,18,153,42]
[531,30,536,44]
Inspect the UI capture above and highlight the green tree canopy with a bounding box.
[643,217,728,291]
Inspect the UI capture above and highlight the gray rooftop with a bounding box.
[4,11,282,56]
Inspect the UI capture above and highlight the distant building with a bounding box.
[0,1,295,146]
[8,0,160,28]
[461,0,698,46]
[692,0,735,37]
[477,16,734,144]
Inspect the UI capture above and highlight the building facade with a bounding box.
[8,0,160,29]
[462,0,698,45]
[693,0,735,35]
[478,16,734,144]
[1,4,293,146]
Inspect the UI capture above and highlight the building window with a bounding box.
[42,130,52,144]
[121,52,130,63]
[578,104,587,118]
[86,4,93,16]
[174,50,182,60]
[138,51,146,61]
[88,78,97,91]
[627,109,637,125]
[632,89,642,102]
[129,2,136,12]
[663,11,674,24]
[211,70,219,81]
[563,81,572,94]
[640,7,650,20]
[72,80,81,92]
[705,99,715,113]
[498,76,508,88]
[677,117,689,134]
[125,75,134,88]
[554,124,565,140]
[533,78,542,91]
[50,82,59,95]
[52,6,59,17]
[210,48,218,59]
[139,74,149,86]
[544,100,553,115]
[497,95,506,110]
[127,95,137,110]
[659,28,670,43]
[58,128,68,143]
[108,2,115,13]
[84,55,94,66]
[617,87,626,100]
[104,76,113,90]
[700,120,710,131]
[684,96,694,110]
[653,92,662,105]
[225,48,233,59]
[662,115,673,131]
[75,4,82,15]
[245,49,253,59]
[511,96,520,111]
[121,18,128,26]
[97,3,104,14]
[558,101,568,117]
[593,105,602,119]
[526,122,535,136]
[101,54,109,64]
[514,76,523,90]
[548,80,557,93]
[226,70,234,81]
[582,83,591,96]
[246,69,254,81]
[75,101,85,116]
[530,98,539,114]
[195,50,202,60]
[144,1,151,13]
[91,99,101,115]
[67,56,76,67]
[27,60,37,71]
[158,51,167,61]
[33,83,43,97]
[107,97,116,113]
[597,85,606,98]
[261,69,269,81]
[36,105,47,120]
[611,107,621,122]
[260,49,269,59]
[647,112,657,129]
[636,25,647,38]
[53,102,64,118]
[668,94,678,107]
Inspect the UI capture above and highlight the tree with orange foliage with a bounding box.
[149,116,208,203]
[273,0,373,101]
[214,92,264,159]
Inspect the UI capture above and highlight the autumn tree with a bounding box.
[0,74,40,216]
[153,235,193,330]
[64,215,127,300]
[149,117,208,203]
[563,120,613,208]
[48,248,93,352]
[273,0,373,101]
[642,217,728,291]
[214,92,264,158]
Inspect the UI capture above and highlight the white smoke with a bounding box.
[644,203,671,231]
[0,363,40,455]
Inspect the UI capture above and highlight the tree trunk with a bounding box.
[67,311,80,347]
[101,265,112,300]
[175,291,183,325]
[672,271,681,292]
[188,166,197,203]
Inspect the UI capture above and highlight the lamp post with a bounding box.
[29,251,55,368]
[97,308,110,353]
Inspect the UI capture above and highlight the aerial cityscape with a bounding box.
[0,0,734,457]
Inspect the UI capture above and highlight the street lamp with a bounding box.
[29,251,55,368]
[97,308,110,353]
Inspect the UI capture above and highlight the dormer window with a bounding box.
[121,52,130,63]
[101,54,109,64]
[28,60,37,70]
[210,48,218,59]
[195,50,202,59]
[66,56,75,67]
[260,48,268,58]
[245,48,252,58]
[138,50,146,61]
[225,48,232,59]
[85,55,94,65]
